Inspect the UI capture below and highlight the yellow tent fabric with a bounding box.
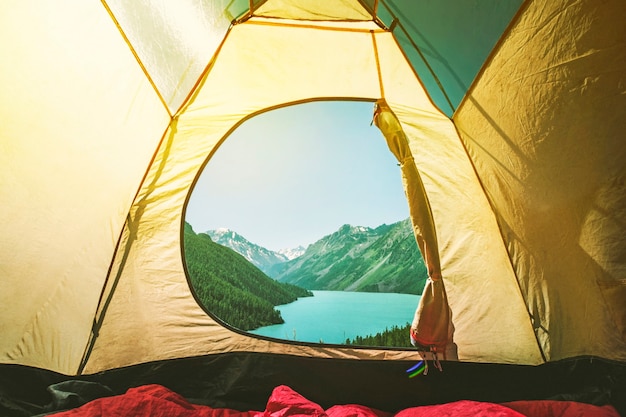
[0,0,171,373]
[454,0,626,361]
[1,0,624,376]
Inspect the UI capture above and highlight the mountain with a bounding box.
[183,223,312,331]
[204,219,427,295]
[206,228,300,275]
[276,246,306,260]
[269,218,427,294]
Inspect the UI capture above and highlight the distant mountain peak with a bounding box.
[211,228,237,239]
[206,228,297,275]
[337,224,370,233]
[277,245,306,260]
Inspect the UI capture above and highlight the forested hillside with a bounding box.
[345,323,412,348]
[183,222,312,330]
[271,219,427,294]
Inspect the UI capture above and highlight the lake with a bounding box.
[249,290,420,344]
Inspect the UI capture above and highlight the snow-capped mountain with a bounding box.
[206,228,302,275]
[276,246,306,260]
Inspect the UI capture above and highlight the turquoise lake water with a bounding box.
[249,290,420,344]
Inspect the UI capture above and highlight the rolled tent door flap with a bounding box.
[373,99,454,355]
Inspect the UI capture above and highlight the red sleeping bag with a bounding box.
[49,383,621,417]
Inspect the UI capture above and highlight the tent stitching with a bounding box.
[100,0,172,118]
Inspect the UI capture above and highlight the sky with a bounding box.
[185,100,410,251]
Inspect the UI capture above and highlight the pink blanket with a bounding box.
[50,383,621,417]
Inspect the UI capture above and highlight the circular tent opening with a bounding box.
[184,100,426,347]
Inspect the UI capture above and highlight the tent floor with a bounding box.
[1,354,624,416]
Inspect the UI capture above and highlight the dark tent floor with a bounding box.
[1,354,624,416]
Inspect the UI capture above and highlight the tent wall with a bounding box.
[454,0,626,362]
[1,0,623,378]
[83,7,550,371]
[80,19,387,373]
[83,19,460,374]
[0,0,170,375]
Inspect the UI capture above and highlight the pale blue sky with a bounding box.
[185,100,409,251]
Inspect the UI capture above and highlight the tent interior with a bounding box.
[1,0,625,416]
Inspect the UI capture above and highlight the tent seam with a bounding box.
[244,18,386,33]
[454,0,531,117]
[100,0,172,118]
[370,31,385,98]
[378,0,454,114]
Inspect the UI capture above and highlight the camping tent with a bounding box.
[1,0,625,415]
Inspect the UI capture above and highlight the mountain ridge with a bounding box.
[206,218,427,295]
